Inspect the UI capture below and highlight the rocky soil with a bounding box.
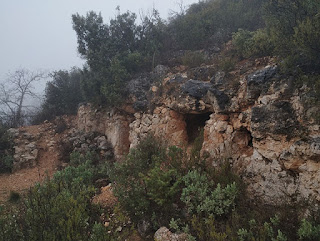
[0,116,113,203]
[0,123,61,202]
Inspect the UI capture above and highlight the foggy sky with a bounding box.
[0,0,198,87]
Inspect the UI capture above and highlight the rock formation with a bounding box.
[75,58,320,205]
[6,57,320,205]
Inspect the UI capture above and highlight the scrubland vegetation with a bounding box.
[1,135,320,240]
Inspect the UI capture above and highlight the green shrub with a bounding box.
[32,68,84,124]
[293,13,320,71]
[232,29,254,58]
[90,223,110,241]
[0,155,14,173]
[190,215,228,241]
[181,51,207,68]
[232,28,274,58]
[251,29,274,57]
[0,125,14,173]
[298,219,320,240]
[181,170,238,217]
[0,157,112,240]
[0,208,24,241]
[111,135,182,227]
[53,161,95,192]
[238,216,287,241]
[8,191,20,203]
[263,0,320,73]
[24,181,95,241]
[218,57,236,73]
[141,164,181,207]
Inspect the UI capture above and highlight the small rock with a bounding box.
[116,226,122,232]
[154,227,188,241]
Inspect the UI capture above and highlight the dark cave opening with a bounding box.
[240,127,253,147]
[233,126,253,148]
[185,112,212,144]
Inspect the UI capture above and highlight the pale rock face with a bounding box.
[154,227,188,241]
[73,62,320,205]
[77,104,132,159]
[9,129,39,171]
[129,107,187,149]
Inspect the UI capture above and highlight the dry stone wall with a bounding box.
[8,128,39,171]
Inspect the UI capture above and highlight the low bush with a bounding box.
[238,216,288,241]
[8,191,20,203]
[0,155,14,173]
[0,156,112,240]
[111,135,182,227]
[298,219,320,240]
[232,28,274,59]
[181,170,238,217]
[218,57,236,73]
[0,125,14,173]
[111,134,242,239]
[181,51,207,68]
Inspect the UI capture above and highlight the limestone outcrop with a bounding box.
[74,58,320,205]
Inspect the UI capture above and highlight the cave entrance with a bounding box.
[185,112,212,144]
[232,126,253,148]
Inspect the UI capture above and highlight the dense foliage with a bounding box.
[167,0,265,50]
[69,0,266,107]
[72,9,165,106]
[0,153,137,241]
[233,0,320,72]
[0,124,13,173]
[33,68,84,123]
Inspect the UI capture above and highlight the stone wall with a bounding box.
[8,128,39,171]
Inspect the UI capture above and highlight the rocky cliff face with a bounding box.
[69,58,320,205]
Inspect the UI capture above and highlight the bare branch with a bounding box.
[0,68,47,127]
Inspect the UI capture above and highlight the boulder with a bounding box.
[181,79,212,99]
[247,65,278,101]
[154,227,188,241]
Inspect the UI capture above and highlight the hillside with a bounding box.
[1,0,320,240]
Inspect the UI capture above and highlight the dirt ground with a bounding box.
[0,125,61,203]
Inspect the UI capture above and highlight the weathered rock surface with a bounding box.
[72,60,320,204]
[154,227,188,241]
[8,128,39,171]
[77,104,132,159]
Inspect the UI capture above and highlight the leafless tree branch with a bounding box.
[0,68,47,127]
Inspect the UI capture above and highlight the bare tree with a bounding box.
[0,68,47,127]
[168,0,187,18]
